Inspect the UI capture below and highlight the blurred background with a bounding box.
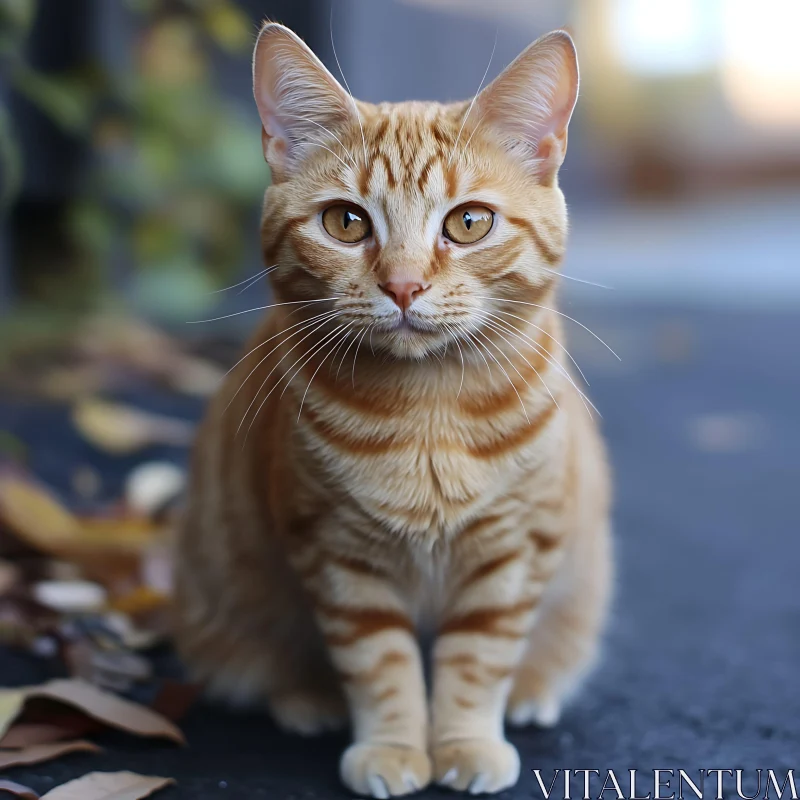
[0,2,798,796]
[2,0,799,327]
[0,0,798,570]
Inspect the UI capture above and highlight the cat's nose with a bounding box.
[379,280,430,313]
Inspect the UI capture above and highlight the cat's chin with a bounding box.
[373,327,449,361]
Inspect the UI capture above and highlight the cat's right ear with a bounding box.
[253,22,355,180]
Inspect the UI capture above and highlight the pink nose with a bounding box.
[379,280,429,312]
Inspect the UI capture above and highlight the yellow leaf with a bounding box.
[0,689,26,742]
[0,473,162,563]
[72,400,193,454]
[109,586,169,617]
[0,474,81,551]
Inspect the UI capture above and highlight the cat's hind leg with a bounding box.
[175,530,348,736]
[507,520,612,728]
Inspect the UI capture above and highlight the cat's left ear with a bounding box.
[474,30,579,185]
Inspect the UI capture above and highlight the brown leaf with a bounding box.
[0,740,100,771]
[40,772,174,799]
[0,680,185,746]
[0,779,39,798]
[0,562,21,596]
[0,717,99,749]
[0,679,197,750]
[109,588,168,618]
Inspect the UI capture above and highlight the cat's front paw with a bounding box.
[432,738,520,794]
[340,742,431,798]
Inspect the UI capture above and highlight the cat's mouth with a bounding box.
[384,316,440,336]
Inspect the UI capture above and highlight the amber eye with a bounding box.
[321,204,372,243]
[443,205,494,245]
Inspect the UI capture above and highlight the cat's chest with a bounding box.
[295,391,554,536]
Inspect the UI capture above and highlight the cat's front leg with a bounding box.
[430,521,544,794]
[308,545,431,798]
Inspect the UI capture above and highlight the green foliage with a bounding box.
[0,0,269,320]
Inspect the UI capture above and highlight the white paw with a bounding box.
[340,742,431,797]
[268,691,348,736]
[506,695,561,728]
[433,738,520,794]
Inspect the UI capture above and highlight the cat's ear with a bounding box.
[253,22,355,179]
[474,30,579,185]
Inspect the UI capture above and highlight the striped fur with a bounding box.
[175,23,612,798]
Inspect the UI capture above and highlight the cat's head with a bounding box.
[253,23,578,360]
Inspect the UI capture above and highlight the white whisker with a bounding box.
[244,323,347,442]
[540,267,613,290]
[352,324,372,389]
[458,110,489,163]
[490,307,590,386]
[475,321,560,412]
[448,29,497,167]
[187,296,340,324]
[479,312,598,418]
[279,323,348,401]
[303,142,351,171]
[236,314,342,433]
[442,321,466,399]
[282,113,357,166]
[327,325,355,376]
[225,308,338,378]
[210,265,278,294]
[471,328,531,423]
[331,8,368,165]
[223,309,341,413]
[335,325,365,382]
[476,314,600,419]
[458,326,493,379]
[475,295,621,361]
[297,324,355,421]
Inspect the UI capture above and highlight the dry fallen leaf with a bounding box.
[109,588,168,619]
[0,680,185,746]
[72,400,193,455]
[0,740,100,771]
[41,771,174,800]
[0,475,80,557]
[0,716,98,749]
[0,473,164,598]
[0,692,26,743]
[0,778,39,798]
[0,562,21,596]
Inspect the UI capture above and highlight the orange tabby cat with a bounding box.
[175,22,612,797]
